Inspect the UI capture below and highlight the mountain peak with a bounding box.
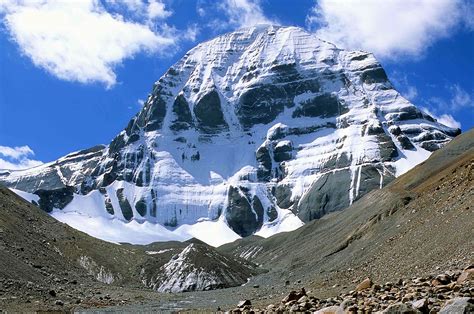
[0,25,460,246]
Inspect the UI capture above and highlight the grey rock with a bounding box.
[237,299,251,308]
[194,90,228,133]
[297,169,351,222]
[116,188,133,221]
[225,186,262,237]
[439,297,473,314]
[382,302,421,313]
[34,186,75,213]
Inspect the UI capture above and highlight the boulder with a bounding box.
[457,267,474,284]
[282,288,306,303]
[356,278,372,291]
[237,300,252,308]
[439,297,474,314]
[314,305,344,314]
[411,298,428,312]
[382,303,421,313]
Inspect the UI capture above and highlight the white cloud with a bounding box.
[183,24,199,41]
[437,114,462,129]
[0,145,43,170]
[404,86,418,101]
[147,0,172,20]
[0,0,179,88]
[421,107,462,129]
[449,84,473,110]
[389,71,418,101]
[219,0,275,29]
[307,0,471,59]
[428,84,473,112]
[197,6,205,17]
[137,98,145,106]
[105,0,172,20]
[420,84,472,130]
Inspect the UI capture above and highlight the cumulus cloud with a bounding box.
[0,0,183,88]
[219,0,275,29]
[0,145,43,170]
[307,0,472,59]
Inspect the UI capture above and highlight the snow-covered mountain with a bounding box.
[0,25,460,246]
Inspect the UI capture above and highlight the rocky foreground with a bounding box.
[232,266,473,313]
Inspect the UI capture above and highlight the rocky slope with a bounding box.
[233,267,473,313]
[0,25,460,246]
[0,186,259,311]
[214,128,474,309]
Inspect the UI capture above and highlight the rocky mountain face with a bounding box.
[0,25,460,245]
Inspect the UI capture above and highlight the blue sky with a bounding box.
[0,0,473,169]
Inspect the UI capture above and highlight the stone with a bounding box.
[282,288,306,303]
[382,302,421,313]
[435,274,451,285]
[266,304,275,310]
[402,293,416,302]
[290,304,300,312]
[225,186,262,237]
[55,300,64,306]
[341,299,355,310]
[439,297,474,313]
[412,299,428,311]
[356,278,372,291]
[457,268,474,284]
[194,90,228,133]
[314,305,344,314]
[237,300,251,308]
[141,95,167,131]
[274,185,293,209]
